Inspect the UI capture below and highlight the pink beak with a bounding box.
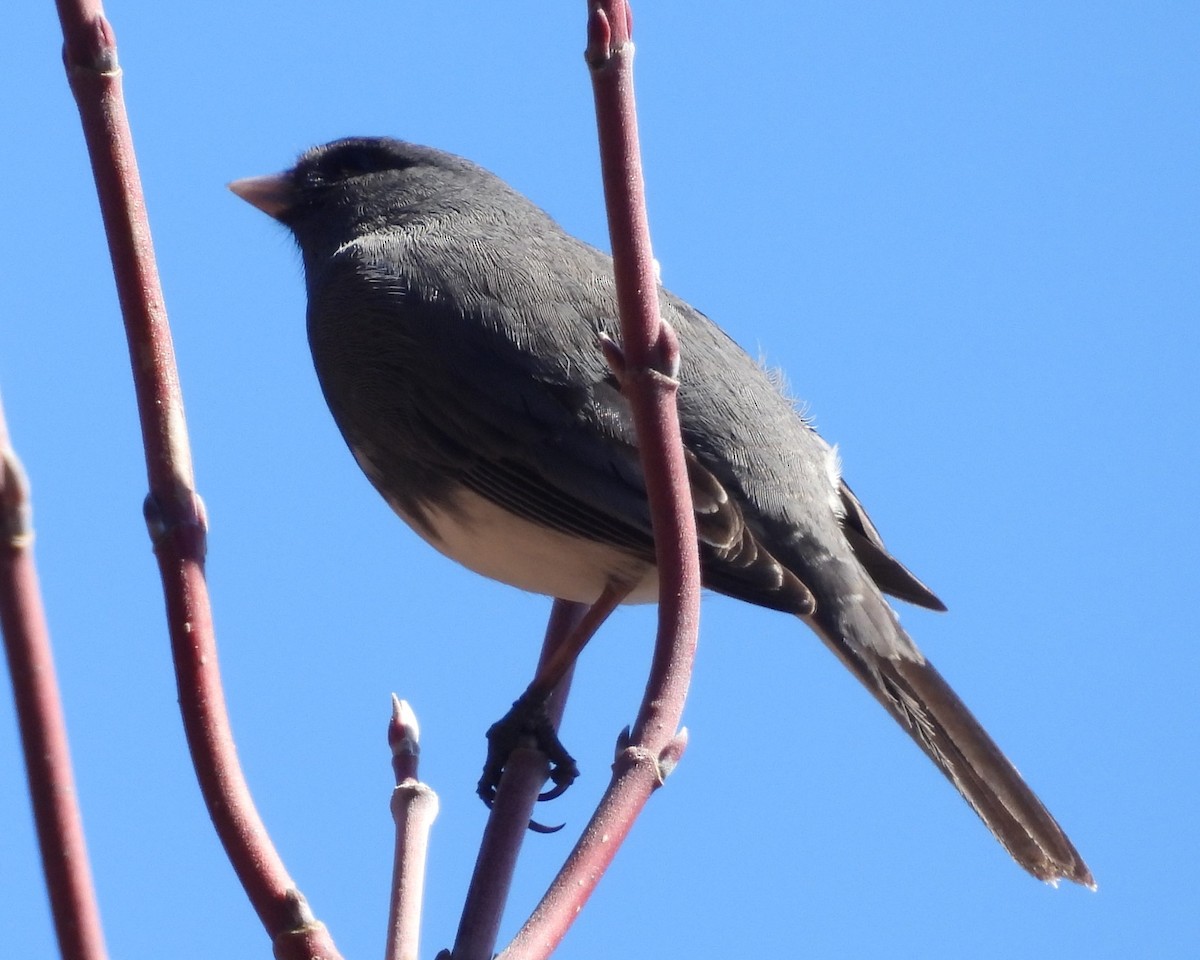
[228,173,293,220]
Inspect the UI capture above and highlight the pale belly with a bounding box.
[392,486,660,605]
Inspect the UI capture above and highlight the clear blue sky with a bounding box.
[3,3,1196,958]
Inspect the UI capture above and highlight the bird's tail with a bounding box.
[806,593,1094,887]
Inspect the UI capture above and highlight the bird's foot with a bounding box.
[477,694,579,811]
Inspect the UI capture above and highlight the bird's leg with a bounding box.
[477,581,630,807]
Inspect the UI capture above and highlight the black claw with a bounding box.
[476,695,580,819]
[535,750,579,802]
[537,782,570,803]
[477,782,496,808]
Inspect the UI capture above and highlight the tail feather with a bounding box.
[808,610,1094,887]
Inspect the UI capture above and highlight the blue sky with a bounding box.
[3,2,1196,958]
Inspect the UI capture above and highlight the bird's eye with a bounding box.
[330,151,388,179]
[293,139,426,194]
[298,141,418,190]
[305,157,372,188]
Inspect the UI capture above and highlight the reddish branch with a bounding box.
[53,3,341,957]
[1,400,108,960]
[451,601,585,960]
[386,697,439,960]
[499,3,703,956]
[42,1,696,958]
[584,2,701,749]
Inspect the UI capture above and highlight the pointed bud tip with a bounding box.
[388,696,421,757]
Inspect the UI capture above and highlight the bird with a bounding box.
[229,136,1093,887]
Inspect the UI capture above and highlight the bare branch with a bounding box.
[386,697,439,960]
[499,3,703,955]
[1,396,108,960]
[451,600,586,960]
[53,3,342,956]
[584,2,701,746]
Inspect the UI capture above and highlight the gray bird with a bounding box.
[230,137,1092,887]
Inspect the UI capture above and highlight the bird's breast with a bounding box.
[382,482,659,606]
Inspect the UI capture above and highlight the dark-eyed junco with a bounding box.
[230,137,1091,886]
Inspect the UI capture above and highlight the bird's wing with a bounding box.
[436,315,818,613]
[322,256,817,613]
[838,480,947,611]
[321,245,933,619]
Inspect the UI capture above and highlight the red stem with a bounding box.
[585,6,701,744]
[500,3,702,955]
[386,698,439,960]
[1,402,108,960]
[52,4,341,957]
[452,600,585,960]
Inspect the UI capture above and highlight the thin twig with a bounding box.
[450,600,585,960]
[53,3,341,956]
[1,397,108,960]
[386,697,439,960]
[499,3,702,956]
[585,3,701,746]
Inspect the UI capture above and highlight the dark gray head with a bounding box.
[229,137,496,262]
